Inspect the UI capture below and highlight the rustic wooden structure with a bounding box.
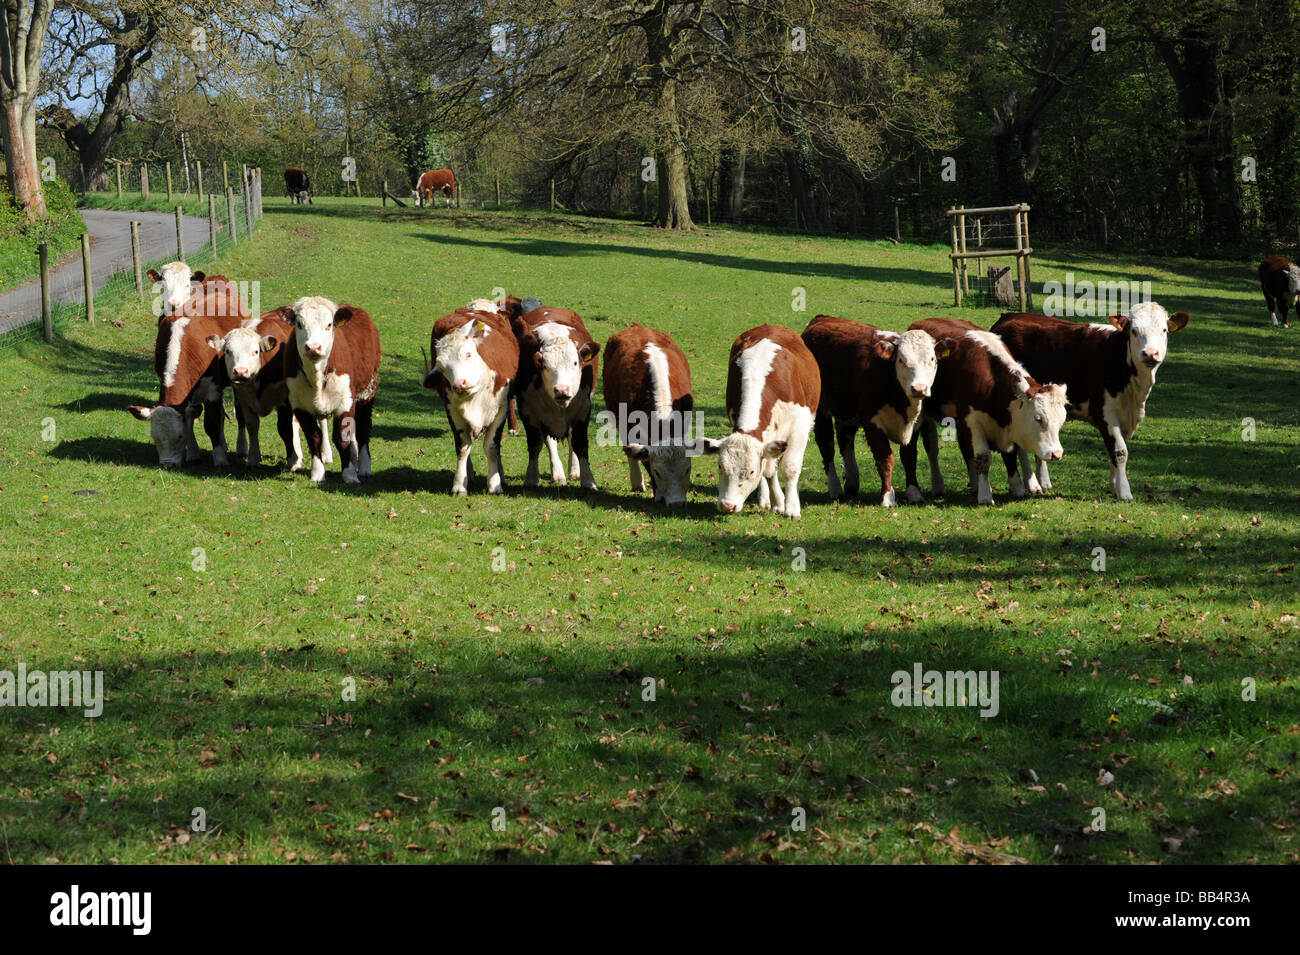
[947,203,1032,311]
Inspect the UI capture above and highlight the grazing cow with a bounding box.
[423,304,520,495]
[1259,255,1300,328]
[416,169,455,207]
[601,324,697,506]
[511,306,600,489]
[127,264,250,467]
[282,296,381,484]
[902,317,1069,505]
[701,325,820,519]
[284,167,312,205]
[990,303,1190,500]
[205,308,307,469]
[802,315,949,507]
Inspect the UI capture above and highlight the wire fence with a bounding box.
[0,170,263,349]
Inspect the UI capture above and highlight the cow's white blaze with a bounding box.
[435,322,490,396]
[162,318,190,387]
[533,322,583,404]
[734,339,781,433]
[642,342,672,418]
[964,329,1032,386]
[1287,266,1300,304]
[892,329,941,399]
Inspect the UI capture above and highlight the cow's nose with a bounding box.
[1141,349,1160,362]
[1047,450,1064,462]
[719,500,738,514]
[307,343,324,356]
[234,366,248,378]
[911,384,929,397]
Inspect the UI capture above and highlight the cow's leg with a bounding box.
[484,407,508,494]
[863,424,896,507]
[335,414,360,485]
[901,426,924,504]
[522,420,544,487]
[571,419,598,491]
[1036,455,1053,491]
[297,410,326,482]
[203,398,229,467]
[967,428,994,505]
[813,409,841,500]
[183,403,203,463]
[1003,448,1028,498]
[242,406,261,469]
[765,459,786,514]
[235,402,249,459]
[1283,299,1292,330]
[921,417,945,497]
[354,400,373,479]
[278,405,302,470]
[837,421,860,498]
[1102,423,1132,500]
[1265,290,1278,326]
[321,426,333,465]
[545,434,566,484]
[451,427,472,495]
[777,434,806,519]
[567,440,581,482]
[627,451,646,492]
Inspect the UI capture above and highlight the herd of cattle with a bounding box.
[122,258,1219,516]
[282,166,457,208]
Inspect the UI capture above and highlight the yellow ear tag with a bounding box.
[475,320,487,333]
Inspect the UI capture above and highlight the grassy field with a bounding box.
[1,197,1296,864]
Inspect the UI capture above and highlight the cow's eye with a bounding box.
[1035,414,1043,424]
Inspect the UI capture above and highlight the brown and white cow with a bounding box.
[205,308,307,469]
[601,324,698,506]
[423,303,520,495]
[802,315,950,507]
[1259,255,1300,328]
[700,325,820,519]
[282,296,381,484]
[127,264,250,467]
[511,306,600,489]
[902,317,1069,506]
[416,169,455,207]
[990,302,1190,500]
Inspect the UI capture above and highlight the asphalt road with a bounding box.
[0,209,214,335]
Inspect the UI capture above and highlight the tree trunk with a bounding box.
[2,98,45,218]
[720,145,747,222]
[784,149,821,230]
[654,79,693,230]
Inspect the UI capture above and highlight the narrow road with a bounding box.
[0,209,215,335]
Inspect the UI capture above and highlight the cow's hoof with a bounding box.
[342,467,360,485]
[1009,476,1028,499]
[881,490,897,508]
[568,468,581,482]
[582,481,599,492]
[906,486,925,504]
[1026,475,1043,495]
[213,450,230,468]
[551,473,567,485]
[185,450,201,464]
[843,483,859,498]
[451,487,468,497]
[488,484,505,495]
[779,505,801,520]
[977,494,995,506]
[246,455,261,469]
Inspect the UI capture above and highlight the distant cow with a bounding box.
[127,263,249,467]
[802,315,949,507]
[423,303,520,495]
[602,324,697,506]
[284,167,312,204]
[416,169,455,207]
[511,305,600,489]
[902,317,1068,505]
[991,303,1190,500]
[702,324,820,519]
[1259,255,1300,328]
[283,296,381,484]
[206,308,307,470]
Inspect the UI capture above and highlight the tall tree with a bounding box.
[1,0,54,218]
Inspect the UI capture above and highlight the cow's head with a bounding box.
[147,262,206,318]
[532,329,597,407]
[1286,266,1300,305]
[1110,302,1190,370]
[1008,382,1069,462]
[287,296,342,364]
[208,327,278,384]
[127,405,186,468]
[465,298,500,313]
[624,441,703,507]
[432,321,490,396]
[881,329,949,399]
[701,433,784,514]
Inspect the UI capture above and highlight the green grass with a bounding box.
[1,195,1297,864]
[81,191,221,218]
[0,179,86,291]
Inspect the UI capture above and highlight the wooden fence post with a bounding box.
[495,174,500,207]
[894,206,901,242]
[197,160,204,201]
[175,206,185,261]
[550,179,555,211]
[166,161,173,203]
[222,160,229,193]
[39,243,52,343]
[115,164,123,199]
[209,194,218,252]
[131,221,143,298]
[81,233,95,326]
[243,181,253,236]
[382,180,388,208]
[227,188,238,243]
[141,163,149,200]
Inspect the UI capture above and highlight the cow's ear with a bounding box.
[422,369,442,390]
[146,268,162,282]
[1168,311,1190,333]
[260,335,279,353]
[191,271,206,284]
[624,444,650,461]
[334,306,354,327]
[874,338,896,361]
[533,351,544,369]
[1109,314,1130,331]
[580,341,600,362]
[934,338,954,359]
[761,440,787,459]
[282,306,296,324]
[698,438,721,456]
[127,405,154,420]
[205,334,224,354]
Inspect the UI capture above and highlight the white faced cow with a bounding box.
[991,302,1190,500]
[1258,256,1300,328]
[283,296,381,484]
[702,324,821,519]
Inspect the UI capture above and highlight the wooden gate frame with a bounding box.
[947,203,1032,311]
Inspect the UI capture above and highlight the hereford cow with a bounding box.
[990,303,1190,500]
[423,303,520,495]
[802,315,950,507]
[284,167,312,205]
[701,325,820,519]
[127,264,250,467]
[902,317,1069,506]
[1259,255,1300,328]
[601,324,697,506]
[416,169,455,207]
[205,308,309,470]
[283,296,381,484]
[511,306,600,490]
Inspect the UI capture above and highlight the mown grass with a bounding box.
[0,196,1296,864]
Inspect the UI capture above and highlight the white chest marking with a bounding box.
[163,318,190,387]
[870,397,923,445]
[289,365,353,419]
[1103,365,1155,439]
